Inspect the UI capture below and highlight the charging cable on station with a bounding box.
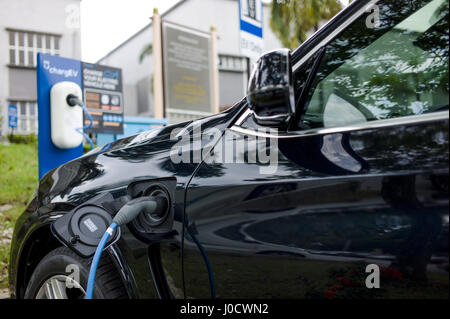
[85,197,163,299]
[66,94,94,150]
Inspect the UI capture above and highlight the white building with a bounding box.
[98,0,283,123]
[0,0,82,137]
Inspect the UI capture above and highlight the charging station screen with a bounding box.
[82,63,124,134]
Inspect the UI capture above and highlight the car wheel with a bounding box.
[24,246,127,299]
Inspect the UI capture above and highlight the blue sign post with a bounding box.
[36,53,83,179]
[8,104,18,129]
[239,0,264,61]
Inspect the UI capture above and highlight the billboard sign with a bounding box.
[162,21,213,114]
[8,104,17,128]
[82,63,124,134]
[239,0,264,61]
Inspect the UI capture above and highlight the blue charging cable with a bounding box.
[84,196,216,299]
[191,230,216,299]
[85,222,117,298]
[85,197,158,299]
[77,103,94,150]
[185,218,216,299]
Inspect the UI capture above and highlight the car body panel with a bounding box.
[9,0,449,300]
[8,102,246,298]
[184,116,449,298]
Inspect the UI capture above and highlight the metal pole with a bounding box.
[152,8,164,119]
[210,26,220,114]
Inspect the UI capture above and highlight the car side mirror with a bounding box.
[247,49,295,127]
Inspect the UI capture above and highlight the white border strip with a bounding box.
[231,111,449,139]
[166,108,213,116]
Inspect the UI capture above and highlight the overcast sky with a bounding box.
[80,0,179,62]
[81,0,350,63]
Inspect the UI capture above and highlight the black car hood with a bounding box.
[36,100,247,209]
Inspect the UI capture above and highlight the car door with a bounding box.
[183,0,449,298]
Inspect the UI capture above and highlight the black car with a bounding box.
[9,0,449,299]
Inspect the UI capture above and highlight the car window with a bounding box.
[323,93,367,127]
[297,0,449,130]
[239,108,259,129]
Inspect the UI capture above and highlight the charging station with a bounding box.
[37,53,84,179]
[36,53,127,179]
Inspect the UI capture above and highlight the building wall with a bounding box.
[0,0,81,136]
[164,0,282,55]
[98,0,283,121]
[99,25,154,117]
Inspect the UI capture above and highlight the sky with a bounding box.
[81,0,179,62]
[81,0,350,63]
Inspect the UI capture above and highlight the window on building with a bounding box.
[218,55,248,109]
[8,30,61,67]
[10,101,38,134]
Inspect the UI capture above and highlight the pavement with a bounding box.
[0,204,13,213]
[0,288,9,299]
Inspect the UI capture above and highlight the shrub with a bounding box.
[7,133,38,145]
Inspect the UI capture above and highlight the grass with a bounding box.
[0,142,38,289]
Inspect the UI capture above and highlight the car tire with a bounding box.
[24,246,127,299]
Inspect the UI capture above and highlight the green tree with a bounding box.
[139,43,152,63]
[270,0,343,49]
[138,43,154,94]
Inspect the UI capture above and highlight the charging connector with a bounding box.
[85,196,165,299]
[66,94,83,107]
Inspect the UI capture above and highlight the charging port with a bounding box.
[140,185,170,226]
[127,179,175,238]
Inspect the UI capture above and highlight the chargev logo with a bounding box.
[170,122,279,174]
[43,60,79,78]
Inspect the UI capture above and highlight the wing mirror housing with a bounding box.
[247,49,295,127]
